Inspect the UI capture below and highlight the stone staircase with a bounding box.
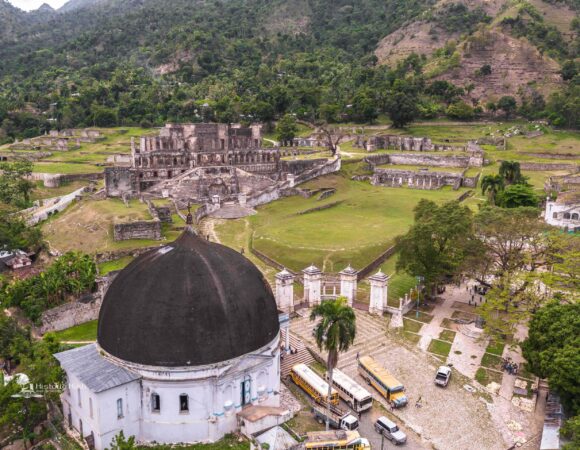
[280,330,315,378]
[288,310,389,372]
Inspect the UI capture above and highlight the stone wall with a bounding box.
[461,172,481,188]
[516,162,579,171]
[113,220,162,241]
[105,167,138,197]
[361,134,467,152]
[280,158,329,175]
[372,168,464,190]
[37,275,115,334]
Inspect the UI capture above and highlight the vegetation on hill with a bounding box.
[0,0,578,141]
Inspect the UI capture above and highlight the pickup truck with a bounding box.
[312,403,359,431]
[434,366,452,387]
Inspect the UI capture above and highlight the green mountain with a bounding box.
[0,0,578,139]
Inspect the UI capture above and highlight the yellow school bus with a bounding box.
[305,430,371,449]
[290,363,339,405]
[357,356,408,407]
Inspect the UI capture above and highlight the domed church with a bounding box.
[55,227,282,449]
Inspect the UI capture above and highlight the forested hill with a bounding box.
[0,0,578,140]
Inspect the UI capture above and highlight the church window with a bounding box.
[553,212,558,219]
[117,398,123,419]
[179,394,189,412]
[151,393,160,412]
[564,213,571,220]
[78,388,82,407]
[89,398,93,419]
[572,213,579,220]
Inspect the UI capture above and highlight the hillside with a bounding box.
[0,0,578,139]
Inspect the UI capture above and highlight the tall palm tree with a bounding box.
[499,161,522,185]
[310,297,356,430]
[481,174,504,205]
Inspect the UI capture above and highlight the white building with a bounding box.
[55,228,283,449]
[545,191,580,232]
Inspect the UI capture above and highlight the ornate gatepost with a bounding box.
[302,264,322,307]
[339,265,358,307]
[275,268,295,313]
[368,270,389,315]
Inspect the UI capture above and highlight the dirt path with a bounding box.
[197,217,222,244]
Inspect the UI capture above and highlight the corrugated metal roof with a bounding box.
[54,344,140,393]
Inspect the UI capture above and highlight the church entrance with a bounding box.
[241,377,251,407]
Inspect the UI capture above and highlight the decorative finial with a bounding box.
[186,201,193,225]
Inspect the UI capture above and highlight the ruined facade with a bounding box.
[129,123,279,190]
[10,129,102,152]
[105,123,338,205]
[372,168,470,190]
[358,135,466,152]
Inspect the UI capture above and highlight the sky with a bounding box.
[8,0,68,11]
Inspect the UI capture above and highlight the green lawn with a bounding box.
[481,353,503,371]
[403,318,424,333]
[486,340,506,356]
[427,339,452,357]
[439,329,457,343]
[402,332,422,345]
[475,367,503,386]
[52,320,98,342]
[404,310,434,323]
[246,172,462,272]
[98,256,134,275]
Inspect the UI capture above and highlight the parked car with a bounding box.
[434,366,452,387]
[375,416,407,445]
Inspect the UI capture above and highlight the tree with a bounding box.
[276,114,298,147]
[481,174,504,205]
[561,60,578,81]
[497,96,517,119]
[318,125,345,156]
[108,431,137,450]
[0,212,43,252]
[396,200,475,294]
[310,297,356,431]
[561,415,580,450]
[540,233,580,297]
[469,206,552,280]
[479,64,492,76]
[522,301,580,414]
[498,161,523,185]
[496,184,539,208]
[0,160,35,208]
[446,101,474,120]
[385,91,419,128]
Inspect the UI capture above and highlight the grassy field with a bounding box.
[52,320,97,341]
[0,127,145,175]
[243,172,464,272]
[42,198,185,254]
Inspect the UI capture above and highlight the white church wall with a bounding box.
[96,381,141,450]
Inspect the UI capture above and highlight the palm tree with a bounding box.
[481,174,504,205]
[310,297,356,430]
[499,161,522,185]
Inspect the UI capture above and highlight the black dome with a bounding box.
[97,229,280,367]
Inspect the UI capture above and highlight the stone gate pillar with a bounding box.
[368,270,389,315]
[302,265,322,306]
[339,265,358,307]
[275,268,295,313]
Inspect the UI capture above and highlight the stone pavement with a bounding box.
[290,308,506,450]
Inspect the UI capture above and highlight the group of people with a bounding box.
[502,357,519,375]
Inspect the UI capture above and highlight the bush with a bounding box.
[446,101,474,120]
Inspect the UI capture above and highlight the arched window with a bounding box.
[564,213,571,220]
[89,397,93,419]
[179,394,189,412]
[572,213,579,221]
[116,398,123,419]
[151,393,160,412]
